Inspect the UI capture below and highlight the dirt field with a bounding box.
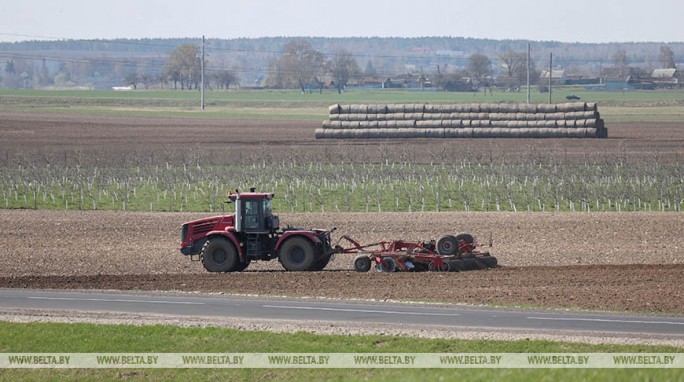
[1,210,682,313]
[1,111,682,165]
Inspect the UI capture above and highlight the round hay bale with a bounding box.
[328,104,341,114]
[443,128,457,138]
[585,128,598,138]
[367,104,387,114]
[321,120,332,128]
[407,113,424,120]
[376,121,387,128]
[397,120,415,128]
[537,104,556,113]
[417,120,440,128]
[339,105,352,114]
[519,104,538,113]
[314,128,326,139]
[566,128,583,138]
[471,128,491,138]
[385,120,398,128]
[402,104,415,113]
[545,112,563,120]
[349,105,361,114]
[423,128,443,138]
[386,104,402,113]
[476,112,489,120]
[585,102,597,111]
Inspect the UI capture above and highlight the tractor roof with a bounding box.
[227,191,274,201]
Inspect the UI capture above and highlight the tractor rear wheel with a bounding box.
[353,255,372,272]
[308,255,331,271]
[279,237,316,271]
[201,237,239,272]
[235,260,251,272]
[437,235,458,256]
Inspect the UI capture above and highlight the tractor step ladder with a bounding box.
[245,233,259,259]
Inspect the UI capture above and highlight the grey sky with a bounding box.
[1,0,682,43]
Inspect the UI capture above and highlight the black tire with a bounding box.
[201,237,239,272]
[480,256,498,268]
[460,258,480,271]
[235,260,251,272]
[279,237,316,271]
[308,255,331,271]
[437,235,459,256]
[455,233,475,254]
[447,259,465,271]
[375,257,396,272]
[353,255,372,272]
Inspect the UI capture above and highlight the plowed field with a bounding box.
[1,210,682,313]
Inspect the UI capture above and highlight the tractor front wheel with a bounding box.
[201,237,239,272]
[279,237,316,271]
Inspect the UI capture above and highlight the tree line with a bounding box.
[0,37,679,91]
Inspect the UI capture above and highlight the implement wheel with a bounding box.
[201,237,239,272]
[437,235,458,256]
[428,261,450,272]
[279,237,316,271]
[375,257,396,272]
[455,233,475,254]
[353,256,372,272]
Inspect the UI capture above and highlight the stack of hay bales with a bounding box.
[315,102,607,139]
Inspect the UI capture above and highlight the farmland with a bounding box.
[0,89,682,311]
[0,94,682,214]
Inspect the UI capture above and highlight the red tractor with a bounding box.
[180,189,335,272]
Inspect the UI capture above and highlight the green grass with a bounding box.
[2,88,684,122]
[0,321,681,381]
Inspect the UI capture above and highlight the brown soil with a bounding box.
[0,210,682,313]
[0,111,682,165]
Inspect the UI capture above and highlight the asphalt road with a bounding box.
[1,289,683,339]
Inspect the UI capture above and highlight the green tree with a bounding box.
[329,49,359,94]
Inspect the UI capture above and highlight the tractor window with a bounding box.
[263,199,272,216]
[244,200,259,230]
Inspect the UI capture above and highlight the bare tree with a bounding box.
[124,73,138,89]
[468,53,492,86]
[329,49,360,94]
[213,69,238,89]
[278,39,325,93]
[165,44,200,90]
[499,50,527,90]
[614,49,630,78]
[659,45,676,69]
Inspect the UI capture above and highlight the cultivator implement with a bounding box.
[334,233,497,273]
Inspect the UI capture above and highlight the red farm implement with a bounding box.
[335,233,498,273]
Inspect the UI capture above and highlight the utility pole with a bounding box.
[548,52,553,104]
[527,42,531,105]
[200,35,205,110]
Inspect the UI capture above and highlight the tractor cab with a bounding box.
[228,189,280,234]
